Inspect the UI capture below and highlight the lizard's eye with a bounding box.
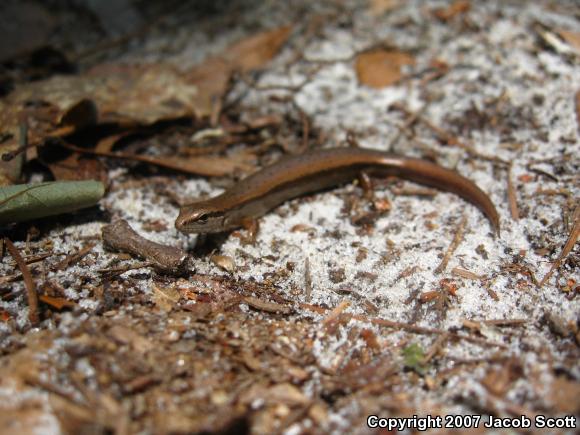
[196,214,209,224]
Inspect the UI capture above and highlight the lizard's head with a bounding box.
[175,202,226,234]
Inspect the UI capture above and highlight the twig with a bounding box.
[451,267,484,280]
[55,243,95,271]
[243,296,292,314]
[435,214,467,273]
[424,333,449,363]
[479,318,527,327]
[389,102,430,149]
[57,142,254,177]
[98,262,153,279]
[304,257,312,302]
[5,238,39,325]
[102,219,190,274]
[539,206,580,287]
[390,103,510,166]
[298,302,508,348]
[322,300,350,325]
[507,164,520,221]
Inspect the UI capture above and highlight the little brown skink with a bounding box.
[175,147,500,235]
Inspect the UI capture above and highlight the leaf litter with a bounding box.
[0,1,579,434]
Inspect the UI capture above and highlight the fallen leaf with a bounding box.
[225,25,292,72]
[152,284,180,313]
[159,152,256,177]
[58,98,98,130]
[45,152,107,182]
[185,25,292,116]
[549,376,580,414]
[432,0,471,21]
[558,29,580,53]
[0,26,291,182]
[210,254,236,273]
[0,180,105,224]
[108,325,154,354]
[241,383,309,407]
[517,173,534,183]
[243,296,292,314]
[38,294,76,310]
[355,49,414,89]
[369,0,400,16]
[482,359,522,396]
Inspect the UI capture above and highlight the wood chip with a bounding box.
[243,296,292,314]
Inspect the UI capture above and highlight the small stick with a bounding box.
[435,214,467,274]
[539,206,580,287]
[507,164,520,221]
[57,142,250,178]
[55,243,95,271]
[102,219,190,274]
[304,257,312,302]
[479,318,527,327]
[243,296,292,314]
[299,302,508,348]
[98,262,153,279]
[424,333,449,363]
[389,102,429,149]
[300,110,310,151]
[451,267,484,280]
[391,103,509,166]
[5,238,39,325]
[322,300,350,325]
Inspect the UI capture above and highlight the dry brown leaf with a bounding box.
[481,359,522,397]
[108,325,154,354]
[0,26,290,132]
[558,29,580,52]
[243,296,292,314]
[60,142,257,177]
[152,284,180,313]
[160,152,256,177]
[185,25,292,116]
[45,152,108,182]
[210,254,236,273]
[58,98,98,130]
[0,64,192,130]
[432,0,471,21]
[369,0,400,16]
[0,26,291,183]
[355,49,415,89]
[0,101,64,185]
[38,294,76,310]
[549,376,580,414]
[0,333,59,435]
[226,25,292,72]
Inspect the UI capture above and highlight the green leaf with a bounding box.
[0,180,105,224]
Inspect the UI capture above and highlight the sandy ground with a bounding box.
[0,1,578,434]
